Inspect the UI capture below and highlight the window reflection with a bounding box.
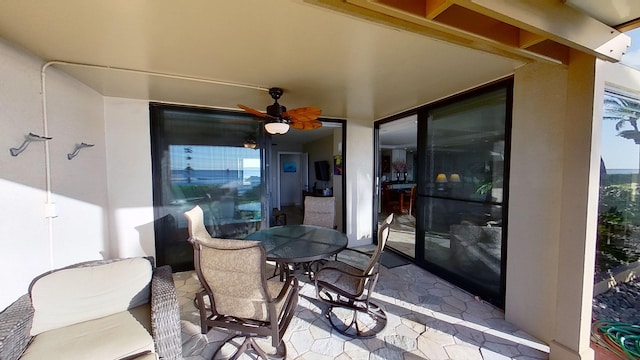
[169,145,262,228]
[421,87,508,306]
[597,90,640,276]
[150,105,265,271]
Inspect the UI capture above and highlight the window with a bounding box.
[150,104,267,271]
[597,89,640,277]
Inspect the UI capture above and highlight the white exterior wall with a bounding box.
[0,40,107,309]
[508,61,567,341]
[345,118,374,246]
[509,52,600,360]
[104,98,155,258]
[549,51,600,360]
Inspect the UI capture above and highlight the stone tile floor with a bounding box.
[175,248,550,360]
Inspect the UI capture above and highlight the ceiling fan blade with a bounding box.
[284,107,321,123]
[290,120,322,130]
[238,104,270,118]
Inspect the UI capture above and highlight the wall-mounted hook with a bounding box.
[10,133,53,156]
[67,142,94,160]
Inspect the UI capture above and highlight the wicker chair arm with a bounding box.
[0,294,34,360]
[151,265,182,360]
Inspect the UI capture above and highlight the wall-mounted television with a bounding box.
[314,160,331,181]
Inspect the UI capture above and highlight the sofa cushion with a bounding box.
[20,305,155,360]
[30,257,152,335]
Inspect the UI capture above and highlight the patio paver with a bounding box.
[174,259,550,359]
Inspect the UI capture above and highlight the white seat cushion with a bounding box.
[30,257,152,335]
[20,305,155,360]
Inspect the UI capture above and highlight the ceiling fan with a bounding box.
[238,87,322,134]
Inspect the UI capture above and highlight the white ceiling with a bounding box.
[0,0,637,147]
[0,0,522,123]
[379,115,417,149]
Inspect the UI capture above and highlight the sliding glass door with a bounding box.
[416,83,511,306]
[376,116,418,258]
[150,104,268,271]
[374,80,511,307]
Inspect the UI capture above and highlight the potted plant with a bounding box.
[392,161,408,182]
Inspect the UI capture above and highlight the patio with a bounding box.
[175,250,550,360]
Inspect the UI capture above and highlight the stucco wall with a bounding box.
[0,40,107,309]
[508,61,567,341]
[104,98,155,258]
[345,118,374,246]
[510,52,601,360]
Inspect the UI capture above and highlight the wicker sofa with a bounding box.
[0,257,181,360]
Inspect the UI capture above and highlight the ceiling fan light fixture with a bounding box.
[238,87,321,135]
[265,120,290,134]
[243,135,257,149]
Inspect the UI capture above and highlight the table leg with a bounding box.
[276,262,290,282]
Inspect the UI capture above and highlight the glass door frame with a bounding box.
[374,114,418,260]
[373,78,513,307]
[150,103,271,271]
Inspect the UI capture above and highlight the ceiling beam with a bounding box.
[305,0,631,65]
[616,18,640,33]
[456,0,630,62]
[315,0,563,64]
[425,0,452,20]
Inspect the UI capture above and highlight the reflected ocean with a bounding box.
[171,169,260,187]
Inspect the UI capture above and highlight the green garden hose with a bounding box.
[592,320,640,359]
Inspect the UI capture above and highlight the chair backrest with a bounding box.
[28,257,153,335]
[303,196,335,228]
[403,185,417,214]
[190,236,272,322]
[184,205,214,242]
[400,185,416,201]
[362,213,394,278]
[185,205,272,321]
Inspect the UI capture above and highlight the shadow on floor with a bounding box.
[175,257,550,359]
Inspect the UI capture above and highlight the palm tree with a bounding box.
[600,92,640,271]
[604,92,640,174]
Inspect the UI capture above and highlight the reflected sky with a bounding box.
[170,145,260,171]
[621,28,640,70]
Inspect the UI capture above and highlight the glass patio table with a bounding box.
[245,224,348,278]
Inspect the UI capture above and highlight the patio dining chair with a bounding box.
[274,196,336,278]
[184,205,299,360]
[303,196,336,229]
[314,213,394,338]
